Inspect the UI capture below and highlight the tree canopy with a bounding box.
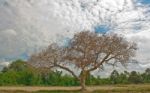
[28,31,137,90]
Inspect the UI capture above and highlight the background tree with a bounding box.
[142,68,150,83]
[0,60,41,85]
[110,70,119,84]
[118,72,128,84]
[28,31,137,91]
[128,71,143,84]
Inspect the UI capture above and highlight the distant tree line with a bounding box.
[0,60,149,86]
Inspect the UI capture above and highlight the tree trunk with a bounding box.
[80,71,87,91]
[81,76,86,91]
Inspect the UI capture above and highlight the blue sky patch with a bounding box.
[94,25,110,34]
[19,53,29,60]
[137,0,150,5]
[133,24,142,32]
[1,52,29,61]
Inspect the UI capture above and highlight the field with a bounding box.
[0,84,150,93]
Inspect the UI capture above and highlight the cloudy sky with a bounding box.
[0,0,150,75]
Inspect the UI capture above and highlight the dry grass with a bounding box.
[0,84,149,93]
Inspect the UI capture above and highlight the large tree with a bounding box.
[28,31,137,91]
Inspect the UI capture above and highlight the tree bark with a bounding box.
[80,71,88,91]
[80,76,86,91]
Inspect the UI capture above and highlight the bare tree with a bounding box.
[28,31,137,91]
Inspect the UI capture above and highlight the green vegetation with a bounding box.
[0,60,149,86]
[0,60,79,86]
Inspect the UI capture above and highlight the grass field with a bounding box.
[0,84,149,93]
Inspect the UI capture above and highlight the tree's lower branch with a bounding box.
[55,64,80,81]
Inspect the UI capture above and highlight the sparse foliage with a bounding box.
[28,31,137,90]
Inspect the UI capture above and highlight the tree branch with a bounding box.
[88,53,110,72]
[54,64,80,81]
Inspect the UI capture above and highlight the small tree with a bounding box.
[142,68,150,83]
[128,71,143,84]
[110,70,119,84]
[29,31,137,91]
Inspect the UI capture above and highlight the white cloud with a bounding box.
[0,0,69,60]
[0,61,10,67]
[0,0,150,73]
[126,31,150,64]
